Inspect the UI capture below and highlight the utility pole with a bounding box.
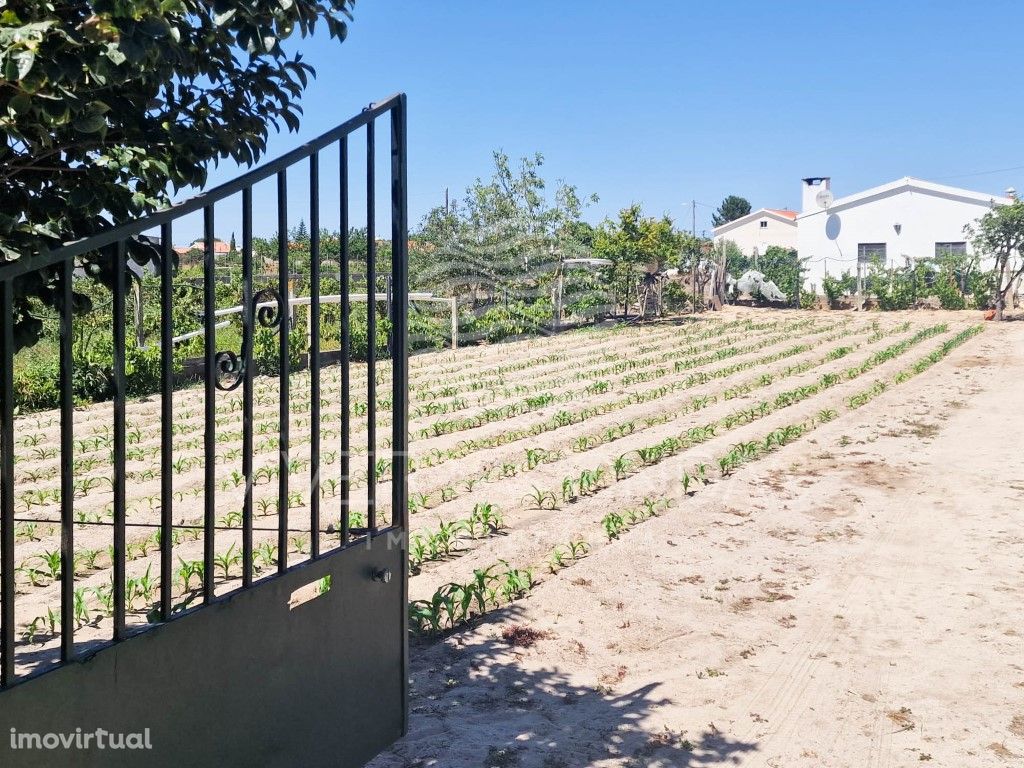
[691,200,697,313]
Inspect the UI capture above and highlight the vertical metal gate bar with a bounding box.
[391,98,411,736]
[277,170,290,573]
[339,137,351,543]
[160,223,174,619]
[58,259,75,660]
[0,281,15,685]
[112,242,127,639]
[241,188,255,586]
[202,205,217,601]
[390,98,409,532]
[365,120,377,532]
[309,153,321,558]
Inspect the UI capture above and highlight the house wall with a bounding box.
[713,215,797,257]
[797,189,999,291]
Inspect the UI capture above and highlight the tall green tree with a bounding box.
[0,0,354,349]
[592,204,682,314]
[966,199,1024,320]
[711,195,752,227]
[414,151,597,305]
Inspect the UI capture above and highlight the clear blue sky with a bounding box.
[184,0,1024,244]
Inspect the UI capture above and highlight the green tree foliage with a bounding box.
[711,195,752,227]
[757,246,802,303]
[414,151,600,324]
[716,239,748,277]
[821,271,857,306]
[290,218,310,243]
[592,204,682,314]
[966,199,1024,319]
[0,0,354,349]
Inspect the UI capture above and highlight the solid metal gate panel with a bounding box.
[0,94,409,767]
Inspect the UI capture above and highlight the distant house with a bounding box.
[175,239,233,260]
[796,176,1013,290]
[712,208,798,258]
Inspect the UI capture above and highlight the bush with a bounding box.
[934,275,966,310]
[663,282,694,312]
[13,353,61,412]
[969,270,996,309]
[409,311,448,351]
[470,300,552,343]
[252,321,307,375]
[822,271,856,306]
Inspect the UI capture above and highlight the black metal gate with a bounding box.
[0,94,409,767]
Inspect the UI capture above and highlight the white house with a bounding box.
[796,176,1013,291]
[712,207,798,257]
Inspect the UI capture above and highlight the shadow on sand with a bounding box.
[369,606,759,768]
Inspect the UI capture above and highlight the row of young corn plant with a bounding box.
[407,560,537,636]
[409,322,833,441]
[403,320,866,478]
[849,325,984,408]
[362,321,991,647]
[512,322,957,513]
[407,320,697,399]
[29,321,789,507]
[13,318,835,517]
[601,497,673,541]
[404,319,798,425]
[413,314,785,396]
[408,503,507,574]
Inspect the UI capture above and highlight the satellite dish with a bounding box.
[815,189,834,209]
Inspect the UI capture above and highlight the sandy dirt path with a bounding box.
[369,319,1024,768]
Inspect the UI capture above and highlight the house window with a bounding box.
[935,241,966,257]
[857,243,886,264]
[759,220,768,228]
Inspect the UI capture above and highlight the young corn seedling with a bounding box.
[561,476,577,504]
[93,584,114,617]
[548,546,568,573]
[568,539,590,560]
[480,503,505,532]
[681,472,696,496]
[602,512,627,541]
[430,520,461,558]
[409,535,428,574]
[524,448,546,470]
[36,549,61,581]
[613,454,633,481]
[254,542,278,571]
[177,558,204,592]
[497,561,534,602]
[73,587,92,627]
[215,544,243,578]
[522,486,558,511]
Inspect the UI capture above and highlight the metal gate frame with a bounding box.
[0,94,409,767]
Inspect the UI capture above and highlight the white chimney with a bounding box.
[801,177,831,213]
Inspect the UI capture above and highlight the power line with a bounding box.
[932,163,1024,181]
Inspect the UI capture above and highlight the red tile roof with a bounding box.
[766,209,798,220]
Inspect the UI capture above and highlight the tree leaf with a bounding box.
[12,49,35,80]
[73,113,106,133]
[213,8,237,26]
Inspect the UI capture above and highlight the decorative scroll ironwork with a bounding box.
[214,287,284,391]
